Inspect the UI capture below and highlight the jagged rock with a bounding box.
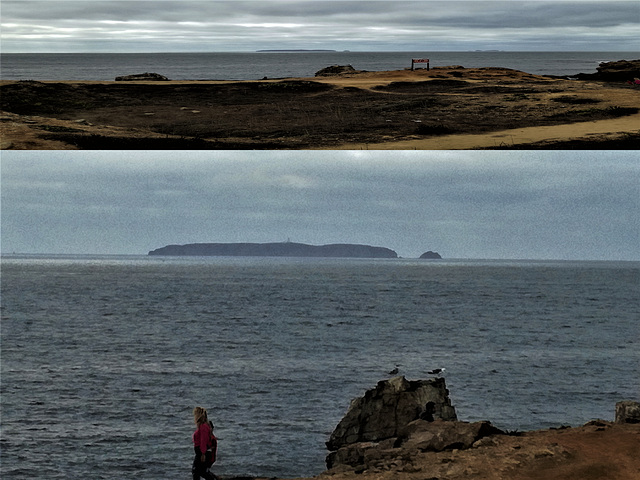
[315,65,360,76]
[326,377,456,457]
[327,419,505,470]
[420,251,442,259]
[615,400,640,424]
[575,59,640,82]
[115,72,169,81]
[398,419,504,452]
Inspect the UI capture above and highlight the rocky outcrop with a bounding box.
[326,376,459,469]
[615,400,640,424]
[419,251,442,259]
[327,377,457,450]
[115,72,169,81]
[323,420,640,479]
[315,65,361,76]
[398,419,503,451]
[148,242,398,258]
[327,419,505,471]
[574,59,640,82]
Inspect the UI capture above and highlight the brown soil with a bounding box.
[245,421,640,480]
[1,67,639,150]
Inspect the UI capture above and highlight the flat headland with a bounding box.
[1,63,639,150]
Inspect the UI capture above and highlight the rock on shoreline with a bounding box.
[115,72,169,81]
[321,378,640,478]
[574,59,640,81]
[327,376,457,450]
[315,65,362,76]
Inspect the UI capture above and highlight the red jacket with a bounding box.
[192,421,211,454]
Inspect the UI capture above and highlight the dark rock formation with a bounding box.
[148,242,398,258]
[615,400,640,424]
[398,418,504,451]
[419,251,442,259]
[574,59,640,82]
[327,419,504,471]
[115,72,169,81]
[315,65,361,76]
[326,376,459,469]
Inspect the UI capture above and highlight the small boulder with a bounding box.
[315,65,359,76]
[115,72,169,81]
[615,400,640,424]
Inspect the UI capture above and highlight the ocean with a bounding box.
[1,51,636,81]
[1,255,638,479]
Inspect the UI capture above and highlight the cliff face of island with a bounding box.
[148,242,398,258]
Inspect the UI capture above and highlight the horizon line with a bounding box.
[3,49,639,54]
[2,252,638,263]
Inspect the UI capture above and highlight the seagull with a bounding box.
[427,368,445,376]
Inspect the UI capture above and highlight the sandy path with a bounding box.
[326,112,640,150]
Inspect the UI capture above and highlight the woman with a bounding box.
[192,406,217,480]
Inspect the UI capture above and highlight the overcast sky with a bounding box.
[1,0,639,53]
[2,150,638,261]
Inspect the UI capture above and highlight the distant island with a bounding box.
[420,251,442,259]
[148,242,398,258]
[256,49,337,52]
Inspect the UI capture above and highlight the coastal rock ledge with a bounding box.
[325,376,494,471]
[574,59,640,81]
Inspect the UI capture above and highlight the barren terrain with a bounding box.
[250,421,640,480]
[2,66,639,149]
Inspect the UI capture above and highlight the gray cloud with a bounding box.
[2,151,638,260]
[2,1,638,52]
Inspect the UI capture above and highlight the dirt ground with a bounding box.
[1,66,639,150]
[277,421,640,480]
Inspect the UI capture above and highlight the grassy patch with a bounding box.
[416,124,455,135]
[551,96,601,105]
[35,124,83,133]
[503,93,531,102]
[548,106,639,119]
[40,133,286,149]
[577,106,638,117]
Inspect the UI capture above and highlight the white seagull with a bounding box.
[428,368,445,376]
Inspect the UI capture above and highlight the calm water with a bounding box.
[1,255,639,479]
[1,51,636,81]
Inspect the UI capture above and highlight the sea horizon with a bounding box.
[3,252,638,264]
[2,50,637,81]
[3,49,639,53]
